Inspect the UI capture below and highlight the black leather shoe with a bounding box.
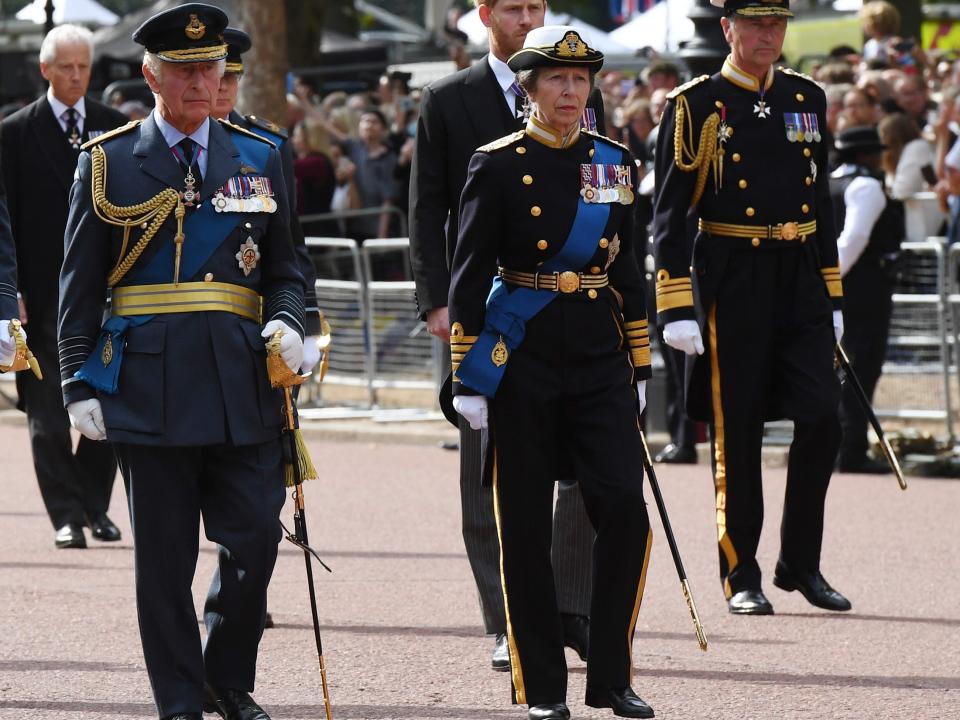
[164,714,201,720]
[491,633,510,672]
[585,687,655,718]
[560,613,589,661]
[87,512,121,541]
[55,523,86,549]
[263,612,274,629]
[836,456,891,474]
[203,686,271,720]
[654,443,697,464]
[727,589,774,615]
[529,703,570,720]
[773,561,852,611]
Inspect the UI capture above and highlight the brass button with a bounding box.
[587,289,598,299]
[751,238,760,247]
[204,272,214,282]
[802,203,810,213]
[523,175,533,185]
[805,177,812,186]
[244,222,252,229]
[738,179,748,189]
[745,207,755,217]
[715,100,724,109]
[796,93,805,102]
[589,148,595,158]
[803,148,811,158]
[516,146,527,155]
[537,239,548,250]
[599,237,609,249]
[732,153,741,162]
[590,266,601,275]
[531,206,541,217]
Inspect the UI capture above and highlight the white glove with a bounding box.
[301,335,321,373]
[0,319,18,366]
[636,380,647,416]
[833,310,844,345]
[67,399,107,441]
[663,320,704,356]
[261,320,304,373]
[453,395,488,430]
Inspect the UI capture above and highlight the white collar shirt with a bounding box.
[153,109,210,178]
[488,53,523,119]
[47,87,86,135]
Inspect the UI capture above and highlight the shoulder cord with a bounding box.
[673,95,721,208]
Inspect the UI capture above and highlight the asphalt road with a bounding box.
[0,424,957,720]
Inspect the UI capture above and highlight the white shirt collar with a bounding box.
[47,87,86,120]
[488,53,517,93]
[152,108,210,151]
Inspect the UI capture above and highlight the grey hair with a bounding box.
[39,24,94,65]
[143,51,225,83]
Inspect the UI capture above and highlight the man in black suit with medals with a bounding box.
[59,5,304,719]
[653,0,852,616]
[0,24,128,549]
[409,0,603,671]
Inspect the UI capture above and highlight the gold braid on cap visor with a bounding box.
[156,43,228,62]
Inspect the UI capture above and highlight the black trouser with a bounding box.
[490,298,652,707]
[706,242,841,597]
[16,313,116,528]
[837,259,893,463]
[659,337,696,450]
[114,440,285,719]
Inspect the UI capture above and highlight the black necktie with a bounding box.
[176,137,203,185]
[64,108,81,150]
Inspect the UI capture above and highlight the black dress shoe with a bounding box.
[727,589,774,615]
[491,632,510,671]
[54,523,86,549]
[528,703,570,720]
[560,613,589,661]
[164,714,201,720]
[203,686,271,720]
[263,612,274,629]
[87,512,121,541]
[836,456,891,474]
[773,561,852,611]
[585,686,655,718]
[654,443,697,464]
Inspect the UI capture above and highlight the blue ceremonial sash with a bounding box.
[75,132,272,393]
[456,139,619,397]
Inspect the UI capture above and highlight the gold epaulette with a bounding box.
[80,120,140,150]
[666,74,710,100]
[477,130,525,153]
[583,130,629,154]
[245,114,289,139]
[779,67,821,88]
[217,118,277,148]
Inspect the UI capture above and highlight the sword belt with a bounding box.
[498,267,609,293]
[698,219,817,242]
[111,281,262,322]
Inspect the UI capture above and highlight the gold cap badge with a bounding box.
[185,14,206,40]
[556,31,588,58]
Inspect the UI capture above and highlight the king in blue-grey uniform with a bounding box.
[57,5,303,719]
[652,0,852,617]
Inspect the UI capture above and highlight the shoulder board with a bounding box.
[666,75,710,100]
[80,120,140,150]
[583,130,629,154]
[217,118,276,148]
[477,130,525,153]
[779,67,821,87]
[244,114,289,139]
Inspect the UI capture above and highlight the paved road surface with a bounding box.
[0,424,957,719]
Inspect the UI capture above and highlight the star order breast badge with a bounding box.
[236,237,260,276]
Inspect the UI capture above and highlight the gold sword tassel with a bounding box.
[0,319,42,379]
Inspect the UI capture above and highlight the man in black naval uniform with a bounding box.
[653,0,852,615]
[213,27,324,375]
[829,126,903,474]
[58,5,303,719]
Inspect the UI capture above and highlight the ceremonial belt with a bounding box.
[498,267,609,293]
[699,219,817,241]
[112,281,262,322]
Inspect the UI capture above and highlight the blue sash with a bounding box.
[456,140,619,397]
[76,131,272,393]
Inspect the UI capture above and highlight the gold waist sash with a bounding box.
[111,281,262,322]
[698,219,817,242]
[498,268,609,294]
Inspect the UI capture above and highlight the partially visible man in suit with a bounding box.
[0,160,20,365]
[409,0,603,671]
[0,24,127,549]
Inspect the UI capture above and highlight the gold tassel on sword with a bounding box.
[0,319,42,379]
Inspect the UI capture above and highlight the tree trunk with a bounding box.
[236,0,289,123]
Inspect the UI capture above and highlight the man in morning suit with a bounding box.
[409,0,604,671]
[0,24,128,549]
[653,0,852,616]
[58,5,304,719]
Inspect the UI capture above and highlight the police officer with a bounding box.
[830,126,903,474]
[213,27,324,374]
[58,5,303,719]
[653,0,852,615]
[450,26,655,720]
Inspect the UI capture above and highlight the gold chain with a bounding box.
[673,95,720,208]
[90,145,185,287]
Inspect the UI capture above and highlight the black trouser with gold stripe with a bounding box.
[705,241,841,597]
[490,297,652,707]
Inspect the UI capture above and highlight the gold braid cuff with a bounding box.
[90,145,186,287]
[673,95,720,208]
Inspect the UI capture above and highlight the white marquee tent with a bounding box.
[16,0,119,26]
[609,0,695,53]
